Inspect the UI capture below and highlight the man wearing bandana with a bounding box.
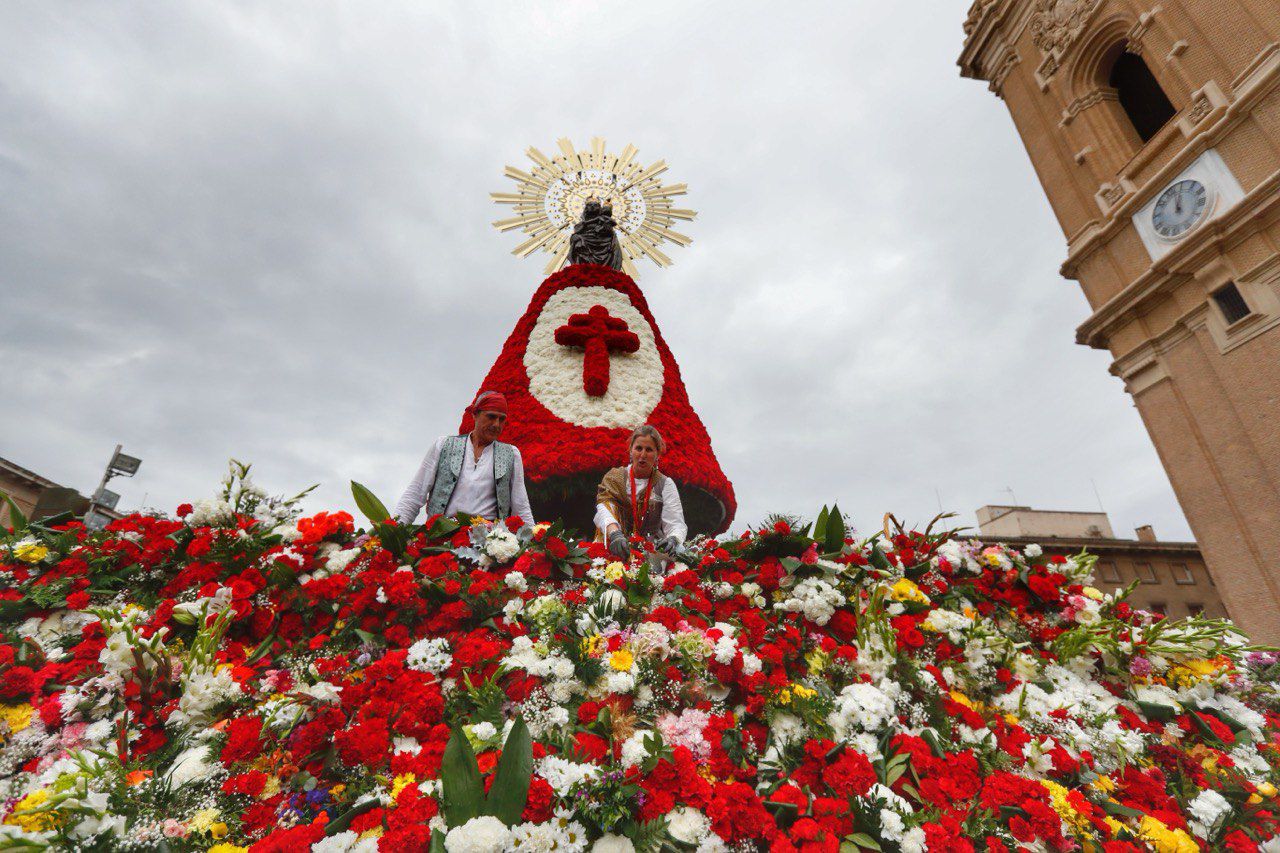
[394,391,535,527]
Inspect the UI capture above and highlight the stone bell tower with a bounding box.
[959,1,1280,641]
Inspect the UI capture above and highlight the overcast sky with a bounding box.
[0,2,1195,541]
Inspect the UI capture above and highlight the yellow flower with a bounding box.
[1259,782,1278,797]
[888,578,929,605]
[189,808,223,834]
[1168,657,1224,688]
[791,684,817,700]
[1082,586,1104,601]
[777,689,792,705]
[1139,815,1199,853]
[1041,780,1090,833]
[208,845,249,853]
[0,703,33,738]
[362,537,381,552]
[13,543,48,563]
[1102,816,1125,837]
[804,648,829,674]
[210,823,229,839]
[3,789,60,831]
[260,775,281,799]
[582,635,605,657]
[1091,775,1116,794]
[391,773,417,798]
[608,649,634,671]
[604,561,626,581]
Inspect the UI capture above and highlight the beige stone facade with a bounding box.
[976,505,1226,619]
[959,1,1280,641]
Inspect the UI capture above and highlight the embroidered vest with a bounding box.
[426,436,514,520]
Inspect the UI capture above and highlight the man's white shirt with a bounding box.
[394,436,535,526]
[593,465,687,544]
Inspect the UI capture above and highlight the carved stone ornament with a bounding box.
[1029,0,1105,57]
[1187,94,1214,125]
[963,0,1000,35]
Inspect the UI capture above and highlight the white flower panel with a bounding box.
[524,285,663,428]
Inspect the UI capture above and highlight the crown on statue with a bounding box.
[491,137,697,279]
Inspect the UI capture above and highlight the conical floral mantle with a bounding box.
[459,263,735,535]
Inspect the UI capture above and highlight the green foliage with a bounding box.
[813,503,847,554]
[440,716,535,829]
[441,725,484,828]
[349,480,410,556]
[1,490,29,533]
[350,480,391,525]
[482,717,533,824]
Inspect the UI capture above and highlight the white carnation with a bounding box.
[165,744,217,788]
[485,527,521,563]
[445,815,512,853]
[667,806,712,844]
[1188,788,1231,831]
[311,830,380,852]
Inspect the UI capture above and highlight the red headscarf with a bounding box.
[469,390,508,416]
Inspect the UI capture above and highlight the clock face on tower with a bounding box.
[1151,178,1209,239]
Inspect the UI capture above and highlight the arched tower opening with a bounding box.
[1108,51,1176,142]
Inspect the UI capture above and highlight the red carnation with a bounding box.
[823,748,876,797]
[221,715,264,766]
[707,780,777,843]
[335,717,391,769]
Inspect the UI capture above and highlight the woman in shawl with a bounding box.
[594,425,687,560]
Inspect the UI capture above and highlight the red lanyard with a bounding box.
[628,466,654,534]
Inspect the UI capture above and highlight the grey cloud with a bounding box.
[0,1,1190,542]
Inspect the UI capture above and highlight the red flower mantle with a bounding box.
[459,264,736,536]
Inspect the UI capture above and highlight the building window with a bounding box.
[1187,603,1205,617]
[1212,282,1252,326]
[1135,561,1159,584]
[1098,560,1122,583]
[1148,601,1167,616]
[1109,51,1176,142]
[1171,563,1195,585]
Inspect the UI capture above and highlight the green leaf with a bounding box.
[1101,800,1147,819]
[843,833,882,851]
[825,503,845,553]
[868,543,890,571]
[350,481,391,526]
[441,725,484,827]
[324,798,381,836]
[814,506,830,544]
[430,829,447,853]
[1135,700,1177,723]
[484,716,533,826]
[1,491,28,533]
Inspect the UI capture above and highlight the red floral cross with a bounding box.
[553,304,640,396]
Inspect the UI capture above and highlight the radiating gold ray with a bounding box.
[492,137,697,277]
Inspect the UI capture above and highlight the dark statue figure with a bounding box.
[568,198,624,270]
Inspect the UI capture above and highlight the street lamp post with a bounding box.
[84,444,142,528]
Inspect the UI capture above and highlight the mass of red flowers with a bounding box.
[1,468,1279,851]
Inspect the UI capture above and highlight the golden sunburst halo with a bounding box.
[491,137,697,278]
